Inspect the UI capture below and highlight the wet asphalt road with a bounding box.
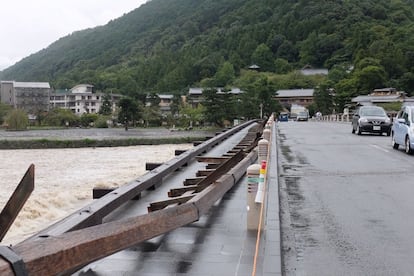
[278,121,414,276]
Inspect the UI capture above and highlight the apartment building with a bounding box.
[0,81,51,115]
[50,84,121,115]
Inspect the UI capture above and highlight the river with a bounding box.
[0,144,192,245]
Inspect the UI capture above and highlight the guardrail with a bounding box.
[0,120,261,276]
[316,113,351,122]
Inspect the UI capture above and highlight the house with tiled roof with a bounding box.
[274,88,314,109]
[351,88,414,106]
[187,87,243,108]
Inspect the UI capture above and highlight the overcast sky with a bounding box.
[0,0,147,70]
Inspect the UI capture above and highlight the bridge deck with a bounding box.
[72,123,281,276]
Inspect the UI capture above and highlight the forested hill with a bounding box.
[2,0,414,96]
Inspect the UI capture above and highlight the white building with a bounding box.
[50,84,121,115]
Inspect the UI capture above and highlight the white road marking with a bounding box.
[370,144,390,153]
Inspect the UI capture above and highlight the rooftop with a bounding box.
[275,89,314,97]
[13,81,50,89]
[189,87,243,95]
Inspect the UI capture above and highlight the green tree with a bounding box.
[6,109,28,130]
[356,65,387,93]
[43,108,79,127]
[400,72,414,96]
[118,97,142,130]
[80,113,99,127]
[99,94,113,115]
[252,76,281,118]
[202,88,225,127]
[0,102,12,125]
[314,82,335,115]
[214,61,235,87]
[274,58,292,74]
[251,44,274,72]
[239,89,260,119]
[179,104,205,128]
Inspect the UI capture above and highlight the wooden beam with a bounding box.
[183,177,205,186]
[0,204,198,276]
[0,164,34,242]
[195,150,245,192]
[147,195,194,212]
[174,149,186,156]
[206,163,220,169]
[196,170,215,177]
[145,162,162,171]
[195,156,230,164]
[92,188,141,200]
[168,186,197,197]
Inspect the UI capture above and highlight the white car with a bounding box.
[391,105,414,154]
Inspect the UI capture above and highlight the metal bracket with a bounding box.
[0,246,28,276]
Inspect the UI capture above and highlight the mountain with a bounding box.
[1,0,414,95]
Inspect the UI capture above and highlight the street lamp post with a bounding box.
[260,103,263,119]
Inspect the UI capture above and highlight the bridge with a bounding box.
[0,118,282,276]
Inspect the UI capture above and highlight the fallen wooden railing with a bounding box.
[24,120,258,241]
[0,130,258,275]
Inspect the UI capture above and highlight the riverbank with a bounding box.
[0,127,216,149]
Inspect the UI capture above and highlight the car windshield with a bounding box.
[360,108,385,117]
[298,112,307,116]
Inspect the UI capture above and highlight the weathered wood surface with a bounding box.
[0,204,199,276]
[0,164,34,242]
[183,177,205,186]
[195,156,230,164]
[145,162,163,171]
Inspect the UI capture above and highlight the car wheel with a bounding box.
[405,136,413,154]
[392,134,399,150]
[356,124,362,135]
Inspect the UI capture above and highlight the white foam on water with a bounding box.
[0,144,192,245]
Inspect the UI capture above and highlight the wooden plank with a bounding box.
[147,195,194,212]
[196,170,215,177]
[174,149,186,156]
[0,164,34,242]
[92,188,141,200]
[206,163,220,169]
[183,177,204,186]
[193,141,203,146]
[0,204,198,276]
[191,150,257,215]
[195,150,245,192]
[145,162,162,171]
[168,186,197,197]
[195,156,229,164]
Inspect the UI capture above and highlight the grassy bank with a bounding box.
[0,136,207,149]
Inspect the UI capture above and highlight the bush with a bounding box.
[44,108,79,126]
[6,109,28,130]
[95,116,110,128]
[80,113,99,127]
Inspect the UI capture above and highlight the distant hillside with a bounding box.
[2,0,414,96]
